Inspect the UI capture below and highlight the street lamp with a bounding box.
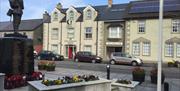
[157,0,164,91]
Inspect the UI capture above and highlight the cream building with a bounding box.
[43,0,180,62]
[124,0,180,63]
[43,0,126,60]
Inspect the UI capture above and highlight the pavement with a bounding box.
[4,67,180,91]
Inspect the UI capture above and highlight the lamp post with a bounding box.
[157,0,164,91]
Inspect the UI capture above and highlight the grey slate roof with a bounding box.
[0,19,43,32]
[124,0,180,19]
[60,4,128,22]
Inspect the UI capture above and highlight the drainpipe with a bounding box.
[60,22,62,54]
[96,13,99,56]
[47,23,49,50]
[79,21,82,51]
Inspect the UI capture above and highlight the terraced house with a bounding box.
[43,0,180,63]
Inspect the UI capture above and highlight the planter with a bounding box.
[111,80,139,91]
[168,63,175,67]
[46,66,55,71]
[28,79,111,91]
[150,74,165,84]
[132,73,145,84]
[38,65,45,70]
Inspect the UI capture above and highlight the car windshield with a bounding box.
[84,52,92,56]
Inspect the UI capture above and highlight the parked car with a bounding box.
[109,52,143,66]
[74,51,102,63]
[37,50,64,61]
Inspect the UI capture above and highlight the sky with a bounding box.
[0,0,131,22]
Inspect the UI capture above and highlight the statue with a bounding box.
[7,0,24,32]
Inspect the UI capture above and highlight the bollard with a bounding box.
[164,82,169,91]
[106,64,110,80]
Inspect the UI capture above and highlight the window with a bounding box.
[143,42,150,56]
[51,44,58,53]
[67,28,74,38]
[172,19,180,33]
[53,12,58,21]
[69,11,74,20]
[177,43,180,57]
[86,9,92,20]
[51,28,58,40]
[108,27,121,38]
[84,45,92,52]
[85,27,92,39]
[132,42,140,56]
[165,43,173,57]
[138,20,145,33]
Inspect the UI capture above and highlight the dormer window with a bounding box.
[53,12,58,21]
[69,11,74,20]
[86,9,92,20]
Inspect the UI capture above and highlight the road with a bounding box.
[35,60,180,79]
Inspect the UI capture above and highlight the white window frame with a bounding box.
[86,9,92,20]
[132,42,140,56]
[177,43,180,57]
[53,12,58,21]
[84,45,92,52]
[85,27,92,39]
[51,28,58,40]
[138,20,145,33]
[172,19,180,33]
[142,42,150,56]
[165,43,174,57]
[67,28,74,39]
[108,27,121,38]
[51,44,58,54]
[69,11,74,21]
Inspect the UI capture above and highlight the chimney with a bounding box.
[108,0,113,8]
[56,3,62,10]
[43,11,51,23]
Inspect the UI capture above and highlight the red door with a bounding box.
[68,47,73,59]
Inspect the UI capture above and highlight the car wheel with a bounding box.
[37,56,41,60]
[52,57,55,61]
[132,61,138,66]
[92,60,96,63]
[110,60,115,65]
[75,58,79,62]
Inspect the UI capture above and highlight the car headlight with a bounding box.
[96,57,100,60]
[56,55,60,58]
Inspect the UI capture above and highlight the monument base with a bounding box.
[0,33,34,75]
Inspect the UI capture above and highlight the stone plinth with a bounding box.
[111,81,139,91]
[0,73,5,91]
[28,79,111,91]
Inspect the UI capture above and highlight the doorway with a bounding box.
[65,45,76,59]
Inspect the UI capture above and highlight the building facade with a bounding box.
[43,0,180,62]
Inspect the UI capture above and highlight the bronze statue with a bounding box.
[7,0,24,32]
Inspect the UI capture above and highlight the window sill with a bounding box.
[138,32,145,34]
[84,38,92,40]
[171,32,180,34]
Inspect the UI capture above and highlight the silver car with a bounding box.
[109,52,143,66]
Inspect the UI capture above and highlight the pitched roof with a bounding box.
[125,0,180,19]
[60,4,128,22]
[0,19,43,32]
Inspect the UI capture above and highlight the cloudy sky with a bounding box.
[0,0,131,22]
